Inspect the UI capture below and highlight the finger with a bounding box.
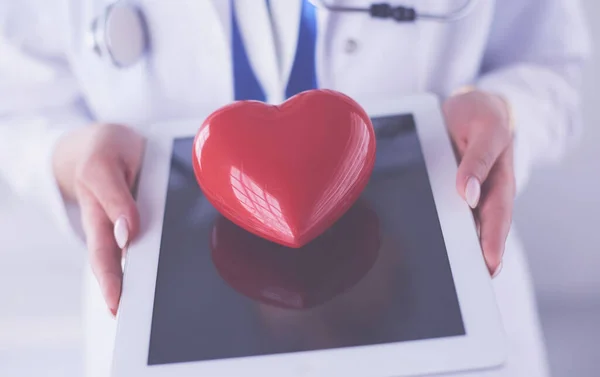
[456,125,510,209]
[80,160,140,247]
[476,149,515,277]
[78,187,123,316]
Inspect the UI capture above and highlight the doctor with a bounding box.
[0,0,592,376]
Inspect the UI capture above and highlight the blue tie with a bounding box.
[231,0,318,102]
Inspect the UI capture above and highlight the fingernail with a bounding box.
[492,261,503,279]
[114,216,129,249]
[465,177,481,208]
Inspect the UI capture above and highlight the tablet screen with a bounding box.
[147,114,465,366]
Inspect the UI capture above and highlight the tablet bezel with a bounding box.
[112,93,506,377]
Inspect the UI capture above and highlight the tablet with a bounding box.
[112,94,506,377]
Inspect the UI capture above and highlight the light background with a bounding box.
[0,1,598,376]
[510,1,600,375]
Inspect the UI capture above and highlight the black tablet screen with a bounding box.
[147,114,465,365]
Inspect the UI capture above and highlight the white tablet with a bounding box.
[112,93,506,377]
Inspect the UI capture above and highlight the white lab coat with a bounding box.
[0,0,593,376]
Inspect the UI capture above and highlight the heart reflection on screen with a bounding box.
[210,199,381,310]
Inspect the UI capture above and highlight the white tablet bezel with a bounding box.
[112,93,506,377]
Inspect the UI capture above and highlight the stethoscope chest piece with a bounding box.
[90,2,148,68]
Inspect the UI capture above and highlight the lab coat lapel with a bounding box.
[204,0,234,103]
[233,0,282,103]
[313,0,333,90]
[268,0,303,96]
[208,0,232,47]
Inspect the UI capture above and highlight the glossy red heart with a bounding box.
[210,199,381,309]
[193,89,376,248]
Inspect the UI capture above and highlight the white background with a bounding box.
[510,1,600,375]
[515,0,600,302]
[0,1,599,376]
[516,0,600,377]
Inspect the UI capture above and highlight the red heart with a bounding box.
[193,89,376,248]
[210,199,381,309]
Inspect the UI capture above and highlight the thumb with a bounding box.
[85,161,140,248]
[456,131,507,209]
[78,188,123,316]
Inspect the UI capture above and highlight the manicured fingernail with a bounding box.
[492,261,503,279]
[465,177,481,208]
[114,216,129,249]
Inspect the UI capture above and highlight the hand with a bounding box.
[443,89,515,278]
[53,124,145,315]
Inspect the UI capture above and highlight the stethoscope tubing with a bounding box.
[91,0,479,69]
[310,0,479,22]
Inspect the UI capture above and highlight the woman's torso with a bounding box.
[64,0,496,128]
[63,2,551,377]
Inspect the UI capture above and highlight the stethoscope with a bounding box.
[90,0,479,68]
[310,0,480,22]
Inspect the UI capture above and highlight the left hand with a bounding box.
[443,89,516,278]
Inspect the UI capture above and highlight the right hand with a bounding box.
[53,124,145,316]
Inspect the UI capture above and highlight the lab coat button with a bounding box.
[345,39,358,54]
